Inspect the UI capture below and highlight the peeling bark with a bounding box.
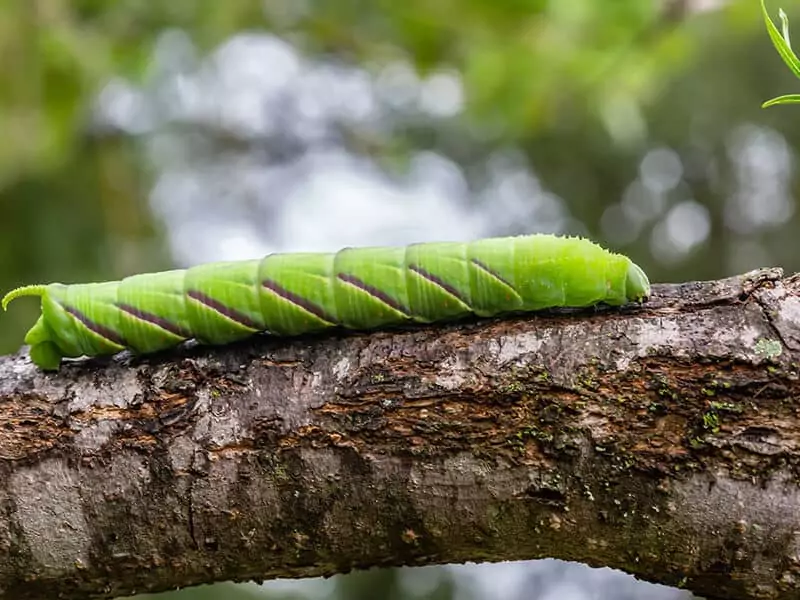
[0,268,799,600]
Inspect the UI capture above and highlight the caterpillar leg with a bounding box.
[21,315,63,370]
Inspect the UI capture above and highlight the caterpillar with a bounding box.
[2,234,650,371]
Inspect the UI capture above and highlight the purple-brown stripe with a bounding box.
[262,280,336,324]
[470,258,516,291]
[116,303,192,339]
[187,290,262,330]
[64,306,127,347]
[408,264,468,305]
[337,273,411,317]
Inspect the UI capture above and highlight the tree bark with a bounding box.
[0,267,798,600]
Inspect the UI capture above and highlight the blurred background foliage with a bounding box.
[1,0,797,598]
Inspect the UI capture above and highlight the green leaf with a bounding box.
[761,0,800,80]
[780,8,793,47]
[762,93,800,106]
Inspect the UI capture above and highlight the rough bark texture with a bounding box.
[1,268,799,600]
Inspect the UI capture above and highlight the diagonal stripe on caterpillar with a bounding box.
[1,234,650,371]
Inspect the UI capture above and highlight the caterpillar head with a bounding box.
[625,262,651,304]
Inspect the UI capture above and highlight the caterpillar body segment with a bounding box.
[2,234,651,370]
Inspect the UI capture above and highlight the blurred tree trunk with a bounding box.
[0,268,798,600]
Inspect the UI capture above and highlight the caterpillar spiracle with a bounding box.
[2,234,650,371]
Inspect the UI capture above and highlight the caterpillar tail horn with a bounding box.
[2,285,48,310]
[3,285,63,370]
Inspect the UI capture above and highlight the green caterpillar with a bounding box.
[2,234,650,371]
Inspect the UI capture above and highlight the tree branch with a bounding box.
[0,268,798,600]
